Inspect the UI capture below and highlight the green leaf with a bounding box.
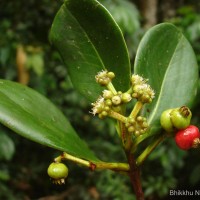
[134,23,198,128]
[100,0,140,34]
[0,80,99,161]
[49,0,131,102]
[0,132,15,161]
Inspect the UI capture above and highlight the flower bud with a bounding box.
[128,126,135,133]
[112,95,121,105]
[121,93,132,103]
[103,90,113,99]
[107,72,115,79]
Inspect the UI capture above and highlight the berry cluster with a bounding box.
[160,106,192,132]
[160,106,200,150]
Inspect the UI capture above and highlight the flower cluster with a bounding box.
[125,116,148,136]
[131,75,155,103]
[91,96,110,118]
[91,71,153,136]
[91,90,132,119]
[95,70,115,86]
[103,90,132,104]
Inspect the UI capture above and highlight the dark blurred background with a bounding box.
[0,0,200,199]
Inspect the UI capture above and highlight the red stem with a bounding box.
[126,152,144,200]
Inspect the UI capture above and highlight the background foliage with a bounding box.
[0,0,200,199]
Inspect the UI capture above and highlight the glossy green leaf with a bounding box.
[0,80,99,161]
[49,0,131,102]
[134,23,198,128]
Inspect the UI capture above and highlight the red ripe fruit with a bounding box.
[175,125,200,150]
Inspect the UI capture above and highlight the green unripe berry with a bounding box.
[171,106,192,129]
[160,109,174,132]
[160,106,192,132]
[47,162,68,184]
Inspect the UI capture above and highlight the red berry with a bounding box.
[175,125,200,150]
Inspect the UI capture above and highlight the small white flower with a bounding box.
[144,84,155,99]
[95,70,108,81]
[91,96,105,115]
[131,74,146,85]
[97,70,108,77]
[102,90,113,99]
[95,70,114,86]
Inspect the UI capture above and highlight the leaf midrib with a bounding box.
[0,87,71,138]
